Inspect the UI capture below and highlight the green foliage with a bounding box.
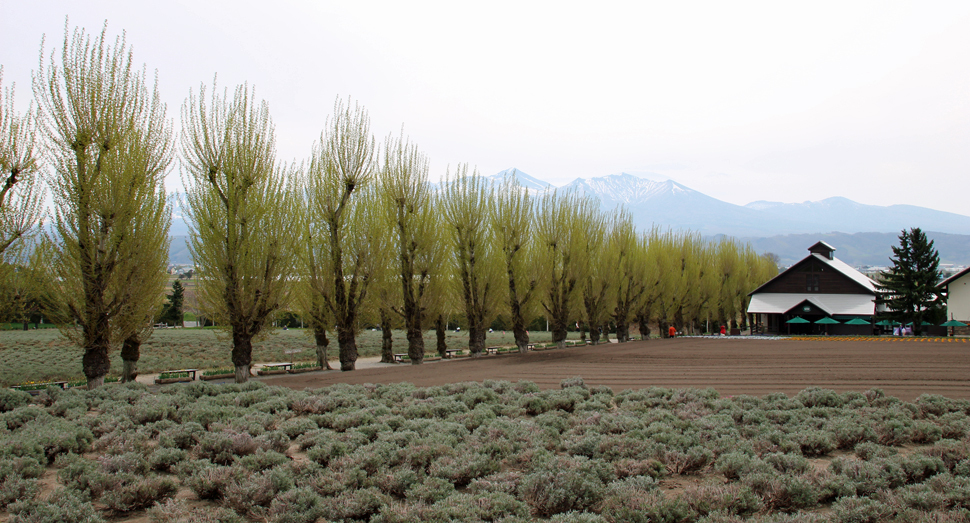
[877,227,947,334]
[7,488,104,523]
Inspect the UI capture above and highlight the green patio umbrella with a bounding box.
[874,320,895,326]
[844,318,871,325]
[815,316,839,335]
[785,316,809,335]
[941,319,967,337]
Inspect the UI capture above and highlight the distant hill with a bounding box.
[169,236,191,266]
[493,169,970,238]
[740,231,970,268]
[166,170,970,266]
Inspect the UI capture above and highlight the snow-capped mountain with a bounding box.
[486,168,554,193]
[492,169,970,238]
[165,168,970,265]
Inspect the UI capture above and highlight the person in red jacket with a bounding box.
[668,325,676,338]
[719,325,726,336]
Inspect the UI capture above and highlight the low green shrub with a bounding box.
[99,475,178,513]
[195,430,258,465]
[0,389,32,413]
[518,456,613,517]
[276,416,317,439]
[0,473,38,509]
[854,442,896,461]
[265,486,324,523]
[832,496,895,523]
[149,447,188,472]
[7,487,104,523]
[147,498,245,523]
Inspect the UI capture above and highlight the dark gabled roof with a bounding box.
[748,247,877,297]
[939,266,970,289]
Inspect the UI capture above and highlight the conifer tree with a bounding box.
[878,227,946,335]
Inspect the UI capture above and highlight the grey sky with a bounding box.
[3,1,969,214]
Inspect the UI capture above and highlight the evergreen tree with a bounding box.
[877,227,946,335]
[161,280,184,326]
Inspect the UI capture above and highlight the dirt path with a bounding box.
[259,337,970,401]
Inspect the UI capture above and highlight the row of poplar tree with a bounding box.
[0,24,777,387]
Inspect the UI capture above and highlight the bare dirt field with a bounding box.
[261,337,970,401]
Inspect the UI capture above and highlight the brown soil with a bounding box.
[260,337,970,402]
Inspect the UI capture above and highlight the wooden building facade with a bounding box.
[747,241,881,335]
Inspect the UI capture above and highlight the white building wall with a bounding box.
[947,272,970,321]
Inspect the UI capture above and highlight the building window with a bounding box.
[806,274,819,292]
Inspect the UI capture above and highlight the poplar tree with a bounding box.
[490,174,540,353]
[299,98,379,371]
[442,166,502,356]
[537,191,591,349]
[117,190,170,382]
[36,24,173,388]
[0,68,44,264]
[609,214,649,342]
[578,207,612,344]
[380,133,441,363]
[182,81,296,383]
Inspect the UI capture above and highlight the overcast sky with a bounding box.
[3,1,969,215]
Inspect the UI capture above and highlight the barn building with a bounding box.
[746,241,881,335]
[939,268,970,335]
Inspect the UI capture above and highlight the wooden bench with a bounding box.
[154,369,198,384]
[258,363,292,375]
[527,343,536,350]
[444,349,462,358]
[393,353,409,363]
[165,369,198,380]
[485,346,499,355]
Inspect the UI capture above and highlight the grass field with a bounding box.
[0,327,578,387]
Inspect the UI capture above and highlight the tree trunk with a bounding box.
[381,309,394,363]
[510,307,530,353]
[589,324,600,344]
[550,316,567,350]
[314,328,333,370]
[120,334,140,383]
[234,365,249,383]
[580,324,587,343]
[231,329,253,384]
[337,324,357,371]
[468,322,486,357]
[435,315,447,357]
[616,321,629,343]
[601,323,611,343]
[637,313,650,340]
[83,318,111,389]
[406,320,424,364]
